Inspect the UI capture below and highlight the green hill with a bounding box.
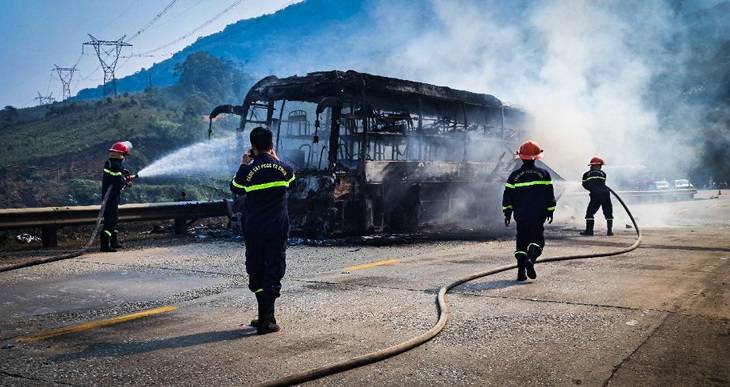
[0,52,248,209]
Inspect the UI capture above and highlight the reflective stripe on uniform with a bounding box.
[231,177,245,189]
[583,176,606,182]
[505,180,553,189]
[232,174,296,192]
[104,168,122,176]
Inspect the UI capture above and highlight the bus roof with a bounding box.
[244,70,505,109]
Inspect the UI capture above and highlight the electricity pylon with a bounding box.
[53,65,78,101]
[82,34,132,97]
[35,92,55,106]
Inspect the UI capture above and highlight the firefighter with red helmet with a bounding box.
[101,141,133,252]
[580,156,613,236]
[502,140,557,281]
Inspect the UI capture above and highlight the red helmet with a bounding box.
[109,141,133,155]
[517,140,543,160]
[588,156,605,166]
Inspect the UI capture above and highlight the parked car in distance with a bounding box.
[673,179,694,189]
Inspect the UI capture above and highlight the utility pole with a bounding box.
[35,92,55,106]
[82,34,132,97]
[53,65,78,101]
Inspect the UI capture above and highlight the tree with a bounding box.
[2,105,18,128]
[173,51,251,106]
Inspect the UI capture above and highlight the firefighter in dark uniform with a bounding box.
[230,127,295,335]
[580,156,613,236]
[101,141,133,252]
[502,140,557,281]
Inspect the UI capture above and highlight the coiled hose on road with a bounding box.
[0,187,113,273]
[253,187,642,387]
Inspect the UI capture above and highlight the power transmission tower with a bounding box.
[35,92,55,106]
[82,34,132,97]
[53,65,78,101]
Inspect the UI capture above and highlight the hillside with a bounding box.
[0,53,247,209]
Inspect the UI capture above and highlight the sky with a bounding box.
[0,0,301,109]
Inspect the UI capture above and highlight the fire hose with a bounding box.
[252,187,641,387]
[0,186,641,382]
[0,178,131,273]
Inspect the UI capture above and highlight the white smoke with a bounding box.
[342,0,690,180]
[261,0,730,187]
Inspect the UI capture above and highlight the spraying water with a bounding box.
[137,135,240,178]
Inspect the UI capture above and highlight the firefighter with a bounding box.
[580,156,614,236]
[101,141,133,252]
[230,127,296,335]
[502,140,557,281]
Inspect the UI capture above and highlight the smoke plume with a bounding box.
[259,0,727,182]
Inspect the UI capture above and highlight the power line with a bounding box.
[127,0,179,42]
[64,1,177,98]
[82,35,133,97]
[64,0,257,98]
[115,0,245,72]
[137,0,246,57]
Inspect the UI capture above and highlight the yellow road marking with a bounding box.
[17,306,178,342]
[344,259,399,271]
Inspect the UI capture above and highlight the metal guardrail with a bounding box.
[0,200,232,247]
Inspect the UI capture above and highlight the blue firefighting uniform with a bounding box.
[582,169,613,221]
[102,157,126,239]
[230,153,295,298]
[502,161,557,263]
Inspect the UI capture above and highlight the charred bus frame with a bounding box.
[212,70,542,236]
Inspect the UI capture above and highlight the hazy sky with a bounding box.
[0,0,301,109]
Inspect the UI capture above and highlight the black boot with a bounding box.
[606,219,614,236]
[110,232,123,249]
[256,292,280,335]
[516,255,527,282]
[250,292,277,327]
[580,219,594,236]
[100,232,116,252]
[525,244,540,279]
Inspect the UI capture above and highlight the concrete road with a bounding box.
[0,190,728,386]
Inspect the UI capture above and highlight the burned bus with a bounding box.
[211,70,558,237]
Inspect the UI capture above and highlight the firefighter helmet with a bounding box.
[517,140,543,160]
[109,141,133,155]
[588,156,605,166]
